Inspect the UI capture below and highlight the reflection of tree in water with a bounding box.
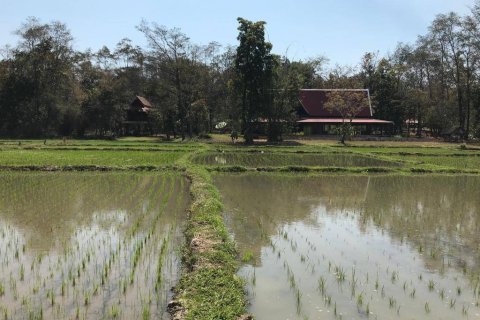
[0,173,177,251]
[215,174,368,265]
[215,174,480,276]
[362,176,480,275]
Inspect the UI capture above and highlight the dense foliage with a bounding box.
[3,3,480,139]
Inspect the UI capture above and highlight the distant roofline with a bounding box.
[134,96,152,108]
[299,89,373,117]
[300,89,368,92]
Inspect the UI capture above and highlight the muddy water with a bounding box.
[193,152,400,167]
[215,174,480,320]
[0,172,189,320]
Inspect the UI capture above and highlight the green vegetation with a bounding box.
[0,149,183,167]
[171,165,247,319]
[0,171,188,319]
[1,137,480,319]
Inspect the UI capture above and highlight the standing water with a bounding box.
[215,174,480,320]
[0,172,189,320]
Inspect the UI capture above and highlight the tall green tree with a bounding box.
[138,20,216,139]
[0,17,80,137]
[234,17,273,144]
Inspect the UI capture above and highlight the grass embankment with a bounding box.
[170,151,247,319]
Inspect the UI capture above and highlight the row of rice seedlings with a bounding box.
[0,174,185,319]
[115,175,180,318]
[87,175,177,318]
[283,216,480,319]
[283,262,303,316]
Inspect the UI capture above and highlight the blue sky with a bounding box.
[0,0,476,67]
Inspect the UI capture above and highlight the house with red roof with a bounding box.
[297,89,393,135]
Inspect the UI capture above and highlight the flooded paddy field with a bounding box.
[0,172,189,319]
[193,152,400,167]
[215,174,480,320]
[388,155,480,170]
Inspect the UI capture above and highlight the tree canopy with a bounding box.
[3,3,480,140]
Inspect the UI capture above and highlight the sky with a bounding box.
[0,0,476,67]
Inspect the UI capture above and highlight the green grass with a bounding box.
[346,146,477,155]
[0,149,184,167]
[173,165,247,319]
[387,155,480,170]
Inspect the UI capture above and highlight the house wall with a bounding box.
[302,123,391,136]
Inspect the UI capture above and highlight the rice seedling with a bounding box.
[84,292,89,306]
[325,295,332,306]
[0,173,188,319]
[318,276,326,295]
[356,292,364,306]
[20,264,25,281]
[390,271,398,284]
[450,298,456,308]
[109,305,120,318]
[295,288,302,314]
[241,250,254,263]
[424,302,430,313]
[388,297,396,308]
[142,303,150,320]
[335,266,346,283]
[428,280,435,291]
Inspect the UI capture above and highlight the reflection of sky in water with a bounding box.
[197,153,401,167]
[0,173,188,320]
[217,175,480,320]
[214,156,227,165]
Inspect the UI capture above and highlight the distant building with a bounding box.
[123,96,153,136]
[297,89,394,135]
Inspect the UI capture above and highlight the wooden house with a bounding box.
[123,96,153,136]
[297,89,394,135]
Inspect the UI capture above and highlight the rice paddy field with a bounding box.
[0,150,184,167]
[215,174,480,320]
[1,136,480,319]
[192,152,401,168]
[0,172,189,319]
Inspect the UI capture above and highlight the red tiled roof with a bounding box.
[299,89,372,118]
[298,118,393,124]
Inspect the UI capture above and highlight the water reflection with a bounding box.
[194,152,401,167]
[0,172,189,319]
[215,174,480,320]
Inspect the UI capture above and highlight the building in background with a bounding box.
[297,89,394,136]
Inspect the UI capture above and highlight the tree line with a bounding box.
[2,3,480,141]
